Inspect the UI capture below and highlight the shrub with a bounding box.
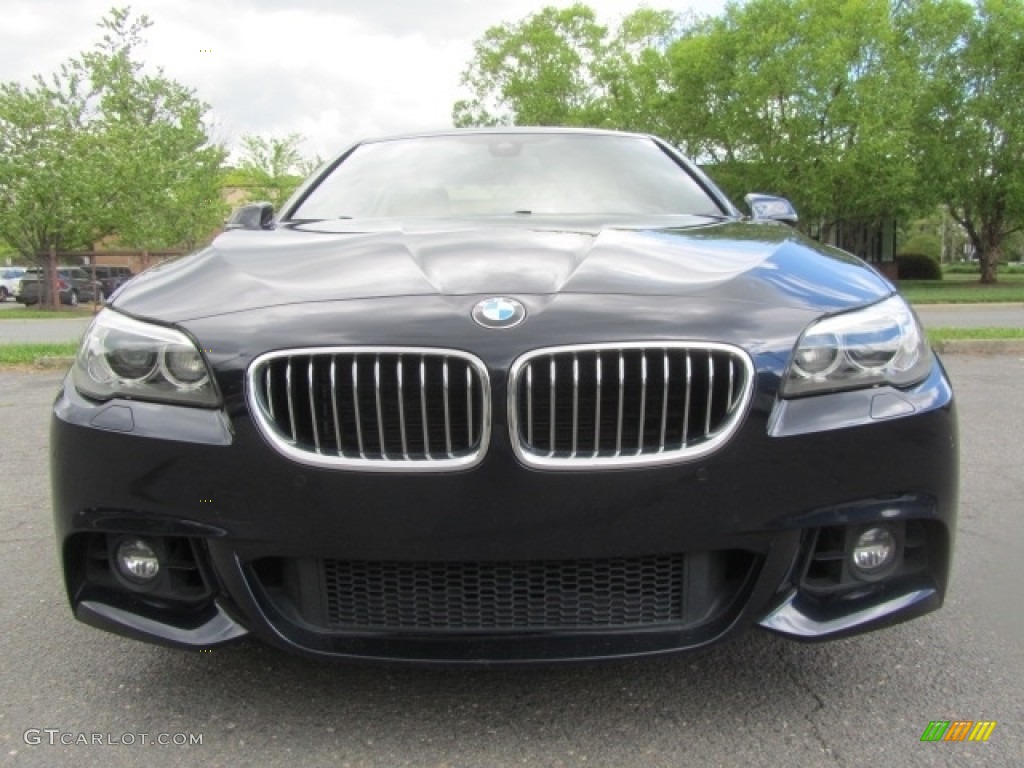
[898,234,942,261]
[897,252,943,280]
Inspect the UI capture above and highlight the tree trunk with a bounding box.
[979,256,997,284]
[979,243,1002,284]
[949,205,1002,285]
[46,245,60,311]
[978,220,1004,285]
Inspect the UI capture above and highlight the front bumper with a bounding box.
[51,358,957,664]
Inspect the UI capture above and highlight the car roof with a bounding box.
[354,126,653,148]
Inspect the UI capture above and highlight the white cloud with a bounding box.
[1,0,727,161]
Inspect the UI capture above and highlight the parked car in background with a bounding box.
[17,267,101,306]
[0,267,27,301]
[81,265,135,300]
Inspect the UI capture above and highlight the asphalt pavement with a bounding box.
[1,355,1021,767]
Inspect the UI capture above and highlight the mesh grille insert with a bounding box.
[321,555,687,630]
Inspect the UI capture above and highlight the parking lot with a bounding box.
[1,355,1021,767]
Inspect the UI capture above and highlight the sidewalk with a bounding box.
[914,302,1024,329]
[0,316,92,344]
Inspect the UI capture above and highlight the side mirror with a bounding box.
[744,193,798,225]
[226,202,275,231]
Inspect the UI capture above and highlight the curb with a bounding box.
[915,302,1024,311]
[34,355,75,369]
[931,339,1024,356]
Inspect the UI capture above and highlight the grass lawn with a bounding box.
[926,327,1024,342]
[0,342,78,365]
[899,272,1024,304]
[0,307,98,319]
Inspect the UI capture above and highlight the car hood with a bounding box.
[113,217,892,323]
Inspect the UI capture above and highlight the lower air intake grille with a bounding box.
[251,551,755,633]
[322,555,686,630]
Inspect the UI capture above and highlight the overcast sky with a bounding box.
[2,0,727,162]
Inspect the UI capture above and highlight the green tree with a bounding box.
[453,4,611,127]
[900,206,971,263]
[666,0,921,239]
[453,5,695,133]
[0,63,109,307]
[0,72,103,258]
[594,9,682,138]
[910,0,1024,283]
[0,7,226,285]
[92,10,227,250]
[236,133,312,210]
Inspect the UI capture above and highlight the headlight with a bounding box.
[781,296,932,397]
[73,309,218,406]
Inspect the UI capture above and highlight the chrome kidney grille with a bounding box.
[247,343,751,471]
[247,348,491,471]
[508,343,753,468]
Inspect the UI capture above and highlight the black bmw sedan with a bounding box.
[51,128,957,663]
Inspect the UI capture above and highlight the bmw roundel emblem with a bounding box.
[472,297,526,329]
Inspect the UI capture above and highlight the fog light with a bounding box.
[116,538,161,583]
[850,526,898,578]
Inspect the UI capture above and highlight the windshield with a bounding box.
[290,133,725,220]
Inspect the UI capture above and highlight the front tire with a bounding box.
[0,287,8,301]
